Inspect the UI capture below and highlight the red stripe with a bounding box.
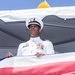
[0,61,75,75]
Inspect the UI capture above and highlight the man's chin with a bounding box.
[30,34,37,38]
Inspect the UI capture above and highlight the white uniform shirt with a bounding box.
[17,37,55,56]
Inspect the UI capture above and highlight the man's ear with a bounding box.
[39,29,41,32]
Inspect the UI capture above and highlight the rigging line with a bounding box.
[0,27,26,41]
[44,23,75,29]
[54,38,75,46]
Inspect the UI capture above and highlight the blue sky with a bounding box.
[0,0,75,10]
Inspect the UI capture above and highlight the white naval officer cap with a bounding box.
[26,18,43,30]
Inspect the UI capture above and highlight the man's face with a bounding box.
[28,24,41,38]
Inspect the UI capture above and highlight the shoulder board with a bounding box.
[44,39,50,42]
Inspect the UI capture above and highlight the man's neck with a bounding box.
[30,36,43,45]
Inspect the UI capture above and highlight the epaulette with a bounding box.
[45,39,50,42]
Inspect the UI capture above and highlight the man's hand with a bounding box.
[5,52,13,58]
[35,52,44,57]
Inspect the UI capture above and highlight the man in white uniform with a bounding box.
[17,18,55,57]
[5,18,55,58]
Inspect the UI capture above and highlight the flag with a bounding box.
[0,52,75,75]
